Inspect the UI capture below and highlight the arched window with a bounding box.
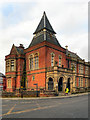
[29,53,39,70]
[59,55,62,67]
[30,55,33,70]
[51,53,55,67]
[34,53,39,69]
[48,78,53,90]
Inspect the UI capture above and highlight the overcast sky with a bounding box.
[0,0,89,74]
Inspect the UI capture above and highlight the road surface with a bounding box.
[1,94,88,118]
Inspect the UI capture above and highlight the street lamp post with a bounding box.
[34,83,38,97]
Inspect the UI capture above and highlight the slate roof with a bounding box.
[29,32,61,47]
[33,12,56,34]
[29,12,61,47]
[66,50,82,60]
[16,47,24,55]
[0,73,5,77]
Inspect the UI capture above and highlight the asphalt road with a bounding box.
[1,95,88,118]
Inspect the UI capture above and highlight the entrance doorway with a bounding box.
[58,77,63,92]
[67,78,70,92]
[48,77,53,90]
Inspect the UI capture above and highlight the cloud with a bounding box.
[0,0,89,3]
[59,33,88,60]
[0,0,89,74]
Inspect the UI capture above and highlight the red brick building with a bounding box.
[5,12,90,93]
[0,73,6,91]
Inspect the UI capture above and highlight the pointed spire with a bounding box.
[33,11,56,34]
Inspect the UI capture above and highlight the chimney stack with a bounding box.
[19,44,24,49]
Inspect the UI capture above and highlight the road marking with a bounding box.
[36,101,41,108]
[0,104,16,117]
[1,97,88,117]
[2,104,57,116]
[7,104,16,115]
[0,113,9,117]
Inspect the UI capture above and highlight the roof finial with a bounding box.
[65,45,68,50]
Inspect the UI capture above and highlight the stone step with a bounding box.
[58,92,65,96]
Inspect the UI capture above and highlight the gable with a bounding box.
[10,44,18,55]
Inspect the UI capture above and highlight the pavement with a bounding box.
[0,92,89,118]
[0,92,89,100]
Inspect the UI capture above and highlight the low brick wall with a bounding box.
[1,90,58,97]
[22,91,40,97]
[2,91,16,98]
[2,91,40,98]
[72,87,90,94]
[40,91,58,97]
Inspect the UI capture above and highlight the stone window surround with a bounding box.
[85,78,88,87]
[29,54,34,70]
[71,62,77,72]
[85,66,89,75]
[6,59,16,72]
[78,77,83,87]
[51,52,55,67]
[59,55,62,67]
[29,52,39,71]
[34,53,39,69]
[7,79,11,88]
[79,64,84,74]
